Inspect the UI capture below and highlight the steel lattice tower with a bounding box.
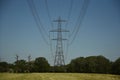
[50,17,69,66]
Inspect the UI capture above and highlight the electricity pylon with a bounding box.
[50,17,69,66]
[15,54,19,62]
[28,55,31,62]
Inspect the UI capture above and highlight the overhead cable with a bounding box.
[69,0,90,45]
[27,0,49,45]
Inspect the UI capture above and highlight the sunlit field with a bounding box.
[0,73,120,80]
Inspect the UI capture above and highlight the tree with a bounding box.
[85,55,111,73]
[14,60,27,73]
[67,61,76,72]
[67,57,86,73]
[26,61,35,72]
[8,63,15,73]
[67,55,111,73]
[85,56,98,73]
[0,62,9,72]
[34,57,50,72]
[95,55,111,73]
[112,57,120,75]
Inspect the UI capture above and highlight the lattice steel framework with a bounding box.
[50,17,69,66]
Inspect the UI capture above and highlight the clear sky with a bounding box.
[0,0,120,65]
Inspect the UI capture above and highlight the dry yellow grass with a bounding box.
[0,73,120,80]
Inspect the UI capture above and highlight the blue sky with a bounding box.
[0,0,120,65]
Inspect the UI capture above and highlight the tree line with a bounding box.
[0,55,120,75]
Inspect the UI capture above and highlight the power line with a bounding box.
[64,0,73,61]
[49,32,54,60]
[69,0,90,45]
[69,0,89,37]
[65,0,89,60]
[45,0,54,29]
[45,0,56,64]
[27,0,49,45]
[27,0,90,64]
[31,0,49,37]
[65,0,73,29]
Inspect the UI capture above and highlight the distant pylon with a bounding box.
[15,54,19,62]
[28,55,31,62]
[50,17,69,66]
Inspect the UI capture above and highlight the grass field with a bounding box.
[0,73,120,80]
